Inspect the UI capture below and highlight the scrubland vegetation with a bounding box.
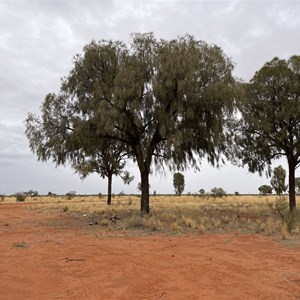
[3,194,300,239]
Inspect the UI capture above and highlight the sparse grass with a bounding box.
[18,194,300,237]
[12,241,28,248]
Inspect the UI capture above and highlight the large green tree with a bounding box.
[26,33,236,214]
[234,56,300,210]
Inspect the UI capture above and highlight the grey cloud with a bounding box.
[0,0,300,194]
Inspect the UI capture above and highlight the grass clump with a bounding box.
[123,214,144,229]
[12,241,28,248]
[62,206,69,213]
[268,196,300,234]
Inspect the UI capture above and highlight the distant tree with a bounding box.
[271,165,287,196]
[234,191,239,196]
[66,191,76,200]
[73,140,134,205]
[258,185,273,195]
[26,33,237,214]
[199,188,205,196]
[210,187,226,198]
[233,56,300,210]
[26,190,38,197]
[173,172,185,196]
[295,178,300,195]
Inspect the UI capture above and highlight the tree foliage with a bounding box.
[258,185,273,195]
[173,172,185,195]
[26,33,236,214]
[271,165,287,195]
[295,177,300,195]
[73,140,133,205]
[233,56,300,209]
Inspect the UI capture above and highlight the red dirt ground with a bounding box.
[1,204,300,300]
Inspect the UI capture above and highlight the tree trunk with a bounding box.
[140,170,150,215]
[107,174,113,205]
[288,159,296,210]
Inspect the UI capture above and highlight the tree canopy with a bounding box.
[233,56,300,209]
[270,165,287,196]
[26,33,237,214]
[73,139,133,205]
[258,185,273,195]
[173,172,185,196]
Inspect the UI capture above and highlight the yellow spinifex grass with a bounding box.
[4,194,299,237]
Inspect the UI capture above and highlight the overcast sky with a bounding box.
[0,0,299,195]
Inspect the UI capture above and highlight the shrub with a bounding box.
[15,193,26,202]
[235,191,240,196]
[210,187,226,198]
[0,194,4,202]
[269,196,300,233]
[118,191,125,197]
[12,241,28,248]
[62,206,69,212]
[66,191,76,200]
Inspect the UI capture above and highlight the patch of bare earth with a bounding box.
[1,204,300,300]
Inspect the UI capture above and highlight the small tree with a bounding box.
[258,185,273,195]
[199,188,205,196]
[271,165,287,195]
[74,142,134,205]
[173,172,185,196]
[210,187,226,198]
[15,192,26,202]
[66,191,76,200]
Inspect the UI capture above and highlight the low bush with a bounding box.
[268,196,300,233]
[66,191,76,200]
[210,187,226,198]
[15,193,26,202]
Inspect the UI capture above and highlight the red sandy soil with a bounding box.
[1,204,300,300]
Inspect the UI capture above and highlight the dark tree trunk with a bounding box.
[107,174,113,205]
[140,169,150,215]
[288,159,296,210]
